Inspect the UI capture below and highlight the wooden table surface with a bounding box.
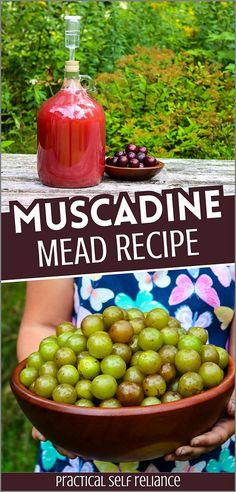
[1,154,234,212]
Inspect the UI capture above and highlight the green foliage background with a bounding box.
[2,283,38,471]
[1,0,235,473]
[2,0,235,157]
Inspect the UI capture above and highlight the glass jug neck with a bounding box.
[63,75,83,91]
[63,61,83,90]
[64,70,80,79]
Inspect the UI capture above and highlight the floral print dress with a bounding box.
[36,265,235,474]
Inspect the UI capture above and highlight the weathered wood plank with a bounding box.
[1,154,234,212]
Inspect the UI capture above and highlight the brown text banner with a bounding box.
[2,186,234,281]
[1,472,235,491]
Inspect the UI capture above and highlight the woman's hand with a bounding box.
[32,427,78,460]
[164,393,235,462]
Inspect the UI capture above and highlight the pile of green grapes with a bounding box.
[19,307,229,408]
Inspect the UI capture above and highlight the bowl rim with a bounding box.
[11,357,234,417]
[105,159,165,172]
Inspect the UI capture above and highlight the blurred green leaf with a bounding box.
[1,140,15,150]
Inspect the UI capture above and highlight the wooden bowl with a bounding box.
[105,160,165,181]
[11,358,234,462]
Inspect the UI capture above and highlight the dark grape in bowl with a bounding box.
[105,144,165,181]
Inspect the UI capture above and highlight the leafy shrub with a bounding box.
[95,46,234,158]
[2,1,234,157]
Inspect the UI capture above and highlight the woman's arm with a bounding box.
[17,278,74,361]
[165,319,235,461]
[18,277,77,458]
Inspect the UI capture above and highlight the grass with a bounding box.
[2,282,38,472]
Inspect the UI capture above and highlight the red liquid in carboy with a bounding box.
[37,84,105,188]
